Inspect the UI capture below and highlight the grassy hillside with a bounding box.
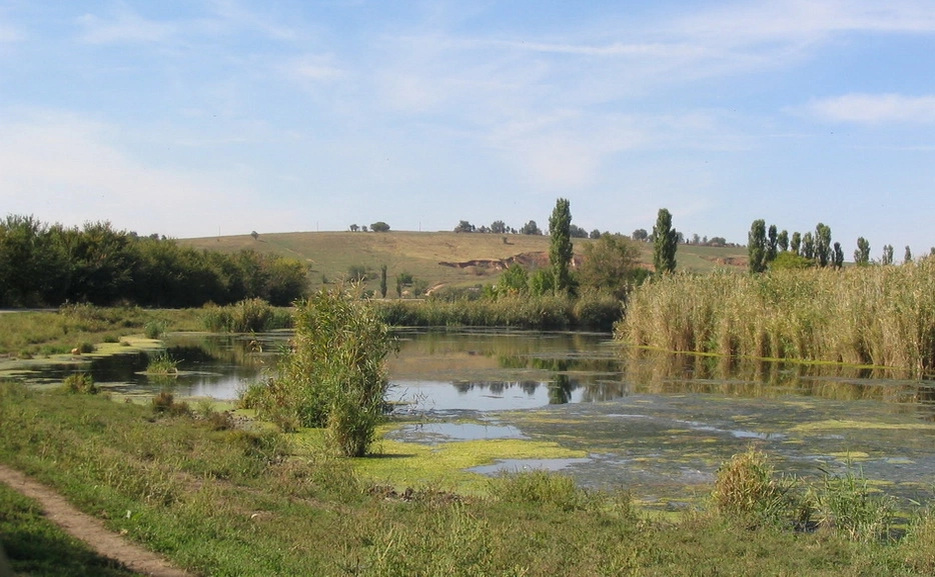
[181,231,747,294]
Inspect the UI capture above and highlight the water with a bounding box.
[8,327,935,506]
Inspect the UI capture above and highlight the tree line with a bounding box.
[0,215,308,308]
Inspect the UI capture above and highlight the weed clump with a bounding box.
[151,391,190,416]
[202,298,292,333]
[805,464,896,542]
[61,373,97,395]
[488,469,597,512]
[712,448,800,527]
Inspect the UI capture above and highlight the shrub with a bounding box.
[202,298,292,333]
[712,448,796,525]
[152,391,190,416]
[62,373,97,395]
[146,351,179,375]
[143,320,166,339]
[247,287,394,456]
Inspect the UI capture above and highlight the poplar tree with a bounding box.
[748,219,768,273]
[548,198,574,294]
[854,237,871,265]
[652,208,678,275]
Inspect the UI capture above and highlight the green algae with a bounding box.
[790,420,935,433]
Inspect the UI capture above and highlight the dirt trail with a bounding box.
[0,464,194,577]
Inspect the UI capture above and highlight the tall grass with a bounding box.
[618,260,935,375]
[375,292,622,331]
[201,298,293,333]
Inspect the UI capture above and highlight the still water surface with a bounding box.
[11,328,935,507]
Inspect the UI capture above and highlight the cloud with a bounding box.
[76,10,180,45]
[803,93,935,124]
[0,111,275,238]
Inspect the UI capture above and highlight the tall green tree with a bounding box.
[777,230,789,253]
[790,232,802,255]
[801,232,815,260]
[379,264,387,298]
[652,208,678,275]
[748,219,768,273]
[854,237,871,265]
[882,244,894,265]
[904,246,913,264]
[833,242,844,269]
[548,198,574,294]
[766,224,778,263]
[815,223,832,267]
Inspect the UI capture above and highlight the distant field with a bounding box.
[180,231,748,294]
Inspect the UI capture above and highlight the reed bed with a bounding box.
[617,259,935,376]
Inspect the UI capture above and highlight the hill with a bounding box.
[180,231,747,295]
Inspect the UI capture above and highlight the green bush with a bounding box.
[246,287,394,456]
[61,373,97,395]
[202,298,293,333]
[805,464,895,542]
[712,448,797,526]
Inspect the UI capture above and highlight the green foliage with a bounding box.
[488,470,598,512]
[254,287,394,456]
[854,237,871,265]
[790,231,802,255]
[805,464,896,542]
[146,352,179,375]
[770,251,814,270]
[815,223,833,267]
[577,234,640,299]
[652,208,678,275]
[454,220,475,233]
[370,221,391,233]
[548,198,574,295]
[529,268,555,296]
[882,244,894,265]
[61,373,97,395]
[520,220,541,235]
[748,219,768,274]
[0,214,308,308]
[492,263,529,297]
[380,264,388,298]
[143,320,166,339]
[201,298,292,333]
[712,448,796,525]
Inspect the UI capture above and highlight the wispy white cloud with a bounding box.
[803,93,935,124]
[0,111,276,237]
[281,53,345,83]
[76,10,180,45]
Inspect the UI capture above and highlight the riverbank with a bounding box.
[2,382,934,576]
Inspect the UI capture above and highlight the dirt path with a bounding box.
[0,464,194,577]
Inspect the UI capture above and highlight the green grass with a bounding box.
[0,305,204,357]
[180,231,747,295]
[2,382,934,575]
[0,482,142,577]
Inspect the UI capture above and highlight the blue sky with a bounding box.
[2,1,935,255]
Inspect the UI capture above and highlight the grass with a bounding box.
[618,260,935,376]
[0,304,204,357]
[0,482,142,577]
[2,382,935,575]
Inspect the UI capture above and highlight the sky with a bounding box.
[2,1,935,255]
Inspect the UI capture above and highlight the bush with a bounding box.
[143,320,166,339]
[202,298,292,333]
[246,287,394,456]
[152,391,190,416]
[62,373,97,395]
[712,448,796,525]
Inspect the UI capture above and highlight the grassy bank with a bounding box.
[0,305,204,358]
[2,383,935,575]
[617,260,935,376]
